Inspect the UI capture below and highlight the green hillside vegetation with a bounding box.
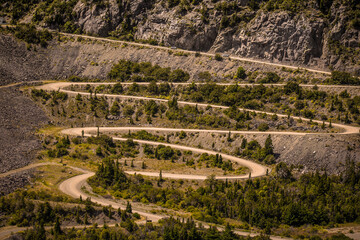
[19,217,272,240]
[74,81,360,126]
[89,157,360,230]
[31,87,334,134]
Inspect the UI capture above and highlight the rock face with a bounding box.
[212,13,326,65]
[134,5,218,51]
[73,0,122,36]
[64,0,360,73]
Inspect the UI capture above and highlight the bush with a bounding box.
[284,81,300,94]
[13,24,52,47]
[156,145,177,160]
[132,212,141,219]
[235,67,247,79]
[328,71,359,85]
[198,71,212,81]
[264,155,276,165]
[294,100,305,110]
[259,72,280,83]
[258,123,269,131]
[68,75,82,82]
[169,69,190,82]
[108,59,190,83]
[214,54,223,61]
[111,83,123,94]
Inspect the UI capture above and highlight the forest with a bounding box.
[89,157,360,230]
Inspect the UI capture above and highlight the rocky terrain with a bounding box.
[0,33,328,86]
[0,170,34,196]
[0,87,48,173]
[6,0,358,74]
[0,34,53,86]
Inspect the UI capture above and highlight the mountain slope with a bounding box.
[1,0,359,73]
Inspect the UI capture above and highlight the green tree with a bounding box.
[275,162,292,180]
[169,69,190,82]
[126,201,132,213]
[241,138,247,149]
[110,101,120,115]
[235,66,247,79]
[148,81,158,94]
[264,135,274,155]
[214,53,223,61]
[54,217,62,236]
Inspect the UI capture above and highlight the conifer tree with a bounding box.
[264,135,274,155]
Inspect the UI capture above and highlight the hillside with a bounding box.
[0,32,329,85]
[1,1,360,239]
[1,0,359,73]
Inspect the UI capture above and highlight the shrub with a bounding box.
[235,67,247,79]
[111,83,123,94]
[198,71,212,81]
[259,72,280,83]
[169,69,190,82]
[214,54,223,61]
[258,123,269,131]
[68,75,82,82]
[14,24,52,47]
[294,100,305,110]
[328,71,359,85]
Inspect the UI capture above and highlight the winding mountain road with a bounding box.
[38,82,360,134]
[0,162,290,240]
[44,79,358,229]
[1,81,358,239]
[62,127,268,179]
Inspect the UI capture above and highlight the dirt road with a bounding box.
[62,127,268,179]
[39,82,360,135]
[59,32,331,76]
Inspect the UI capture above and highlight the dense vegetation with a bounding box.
[326,71,360,85]
[90,157,360,231]
[238,135,276,164]
[2,24,53,47]
[31,86,336,135]
[76,81,360,126]
[0,190,136,228]
[108,60,190,82]
[178,82,359,124]
[19,217,275,240]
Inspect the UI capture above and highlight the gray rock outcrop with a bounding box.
[64,0,359,72]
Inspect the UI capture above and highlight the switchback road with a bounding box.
[38,82,360,135]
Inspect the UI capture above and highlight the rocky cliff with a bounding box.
[35,0,358,74]
[1,0,358,73]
